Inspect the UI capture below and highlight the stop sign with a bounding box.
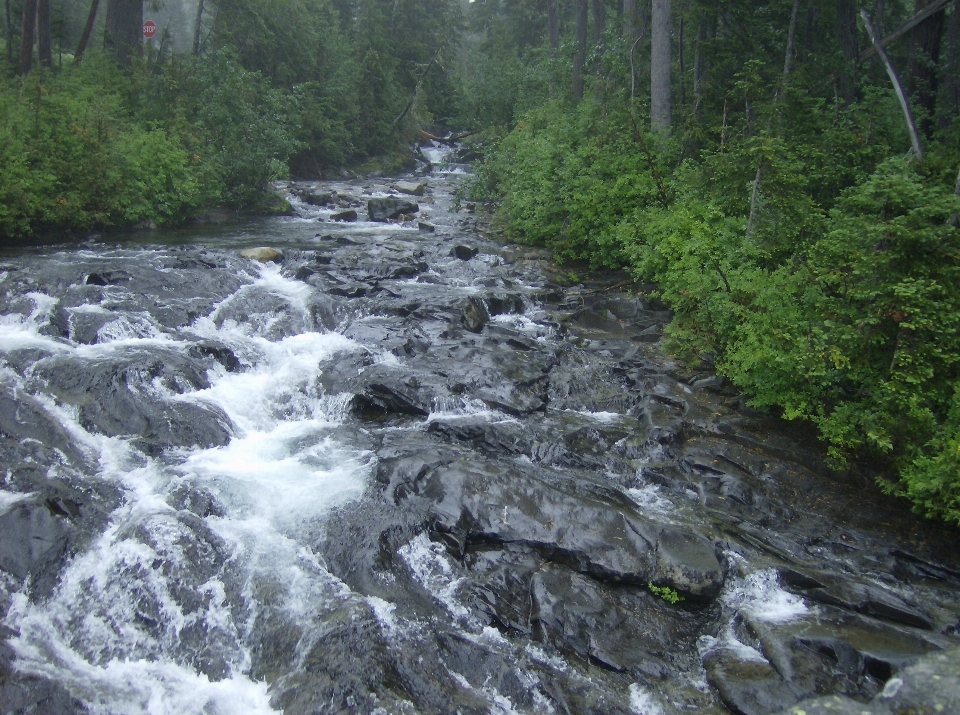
[142,21,157,39]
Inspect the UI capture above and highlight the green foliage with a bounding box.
[648,583,684,604]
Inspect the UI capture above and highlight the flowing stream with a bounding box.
[1,148,958,715]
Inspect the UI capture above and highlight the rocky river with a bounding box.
[1,147,958,715]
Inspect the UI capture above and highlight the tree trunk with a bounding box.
[693,19,705,117]
[105,0,142,66]
[837,0,858,103]
[573,0,588,100]
[19,0,37,74]
[940,0,959,131]
[623,0,634,40]
[193,0,205,55]
[651,0,671,131]
[861,9,924,159]
[593,0,605,45]
[909,0,946,137]
[548,0,559,54]
[782,0,800,84]
[5,0,13,65]
[75,0,100,61]
[37,0,51,67]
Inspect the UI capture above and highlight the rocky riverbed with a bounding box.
[1,148,958,715]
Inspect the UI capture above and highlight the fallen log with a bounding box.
[417,130,475,145]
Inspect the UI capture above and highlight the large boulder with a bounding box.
[394,180,427,196]
[239,247,282,262]
[367,197,419,222]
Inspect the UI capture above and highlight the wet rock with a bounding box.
[395,180,427,196]
[348,365,432,418]
[451,245,479,260]
[299,189,333,205]
[418,221,436,232]
[368,196,419,221]
[239,247,282,262]
[703,644,803,715]
[460,296,489,333]
[0,500,72,581]
[653,528,725,601]
[774,696,885,714]
[330,209,358,222]
[31,350,234,451]
[417,462,660,584]
[779,568,935,630]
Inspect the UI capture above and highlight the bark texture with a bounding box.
[623,0,634,40]
[651,0,671,131]
[909,0,946,137]
[105,0,143,66]
[573,0,588,100]
[75,0,101,62]
[19,0,37,74]
[941,0,960,130]
[37,0,51,68]
[837,0,859,103]
[548,0,559,54]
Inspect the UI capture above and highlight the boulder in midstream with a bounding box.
[367,196,419,221]
[239,247,283,262]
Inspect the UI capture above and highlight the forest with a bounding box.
[2,0,960,525]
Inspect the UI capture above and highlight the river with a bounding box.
[0,147,958,715]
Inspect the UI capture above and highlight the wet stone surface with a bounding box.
[0,147,959,714]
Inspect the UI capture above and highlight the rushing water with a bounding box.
[1,148,959,715]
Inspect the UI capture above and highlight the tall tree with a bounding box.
[941,0,960,130]
[624,0,634,39]
[651,0,670,131]
[193,0,205,55]
[548,0,559,54]
[837,0,858,103]
[19,0,37,74]
[37,0,51,67]
[5,0,13,65]
[104,0,142,66]
[573,0,588,99]
[909,0,946,136]
[75,0,100,62]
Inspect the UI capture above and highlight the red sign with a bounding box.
[142,21,157,39]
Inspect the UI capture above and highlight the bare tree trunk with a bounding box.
[193,0,205,55]
[651,0,671,131]
[593,0,605,45]
[949,164,959,226]
[573,0,588,100]
[623,0,634,40]
[909,0,946,137]
[940,0,960,131]
[861,9,924,159]
[747,158,763,236]
[5,0,13,65]
[837,0,858,103]
[37,0,51,67]
[75,0,100,62]
[678,12,684,108]
[105,0,143,66]
[19,0,37,74]
[548,0,559,54]
[782,0,799,84]
[693,19,705,117]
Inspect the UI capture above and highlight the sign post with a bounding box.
[142,21,157,40]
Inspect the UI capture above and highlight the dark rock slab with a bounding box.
[653,528,724,601]
[460,296,489,333]
[451,245,479,260]
[330,209,358,222]
[703,643,803,715]
[368,197,419,221]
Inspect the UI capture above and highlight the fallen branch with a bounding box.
[860,9,923,161]
[857,0,951,64]
[417,130,475,145]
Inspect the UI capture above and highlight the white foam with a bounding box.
[626,484,676,516]
[398,533,471,621]
[0,490,34,514]
[721,569,809,624]
[629,683,665,715]
[0,292,68,353]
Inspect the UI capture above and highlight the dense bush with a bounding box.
[471,90,960,524]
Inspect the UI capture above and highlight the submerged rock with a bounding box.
[239,246,282,262]
[368,196,419,221]
[395,180,427,196]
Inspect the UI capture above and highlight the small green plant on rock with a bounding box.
[648,583,684,604]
